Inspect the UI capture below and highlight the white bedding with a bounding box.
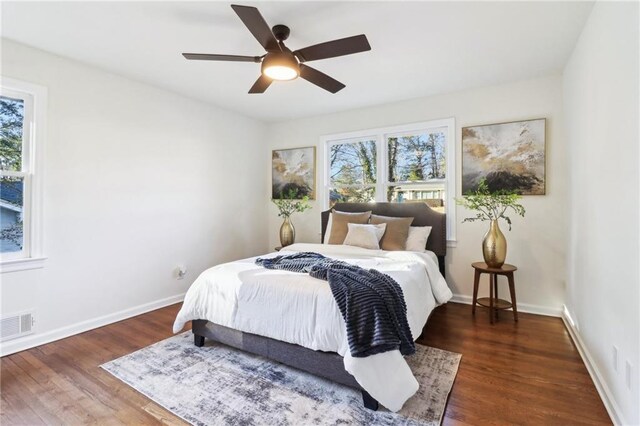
[173,243,452,412]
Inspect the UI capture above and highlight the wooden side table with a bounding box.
[471,262,518,324]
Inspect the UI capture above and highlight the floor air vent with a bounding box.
[1,311,34,342]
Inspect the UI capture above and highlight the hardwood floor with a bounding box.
[1,302,610,425]
[1,304,190,426]
[419,303,610,425]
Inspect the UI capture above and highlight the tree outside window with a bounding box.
[329,140,377,207]
[0,96,25,253]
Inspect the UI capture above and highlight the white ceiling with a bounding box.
[1,1,593,122]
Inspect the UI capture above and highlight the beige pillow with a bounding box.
[327,210,372,244]
[343,223,387,250]
[405,226,432,252]
[323,213,333,244]
[371,214,414,251]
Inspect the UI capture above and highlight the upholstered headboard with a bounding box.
[321,202,447,276]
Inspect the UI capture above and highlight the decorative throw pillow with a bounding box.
[370,214,414,251]
[327,210,372,244]
[323,214,333,244]
[343,223,387,250]
[405,226,432,252]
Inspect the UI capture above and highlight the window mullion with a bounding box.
[376,133,385,202]
[0,170,28,178]
[21,92,34,174]
[332,184,376,189]
[21,174,32,258]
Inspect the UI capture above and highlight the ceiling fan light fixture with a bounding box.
[183,5,371,93]
[264,65,298,81]
[261,52,299,81]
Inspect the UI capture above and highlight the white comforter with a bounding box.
[173,243,452,412]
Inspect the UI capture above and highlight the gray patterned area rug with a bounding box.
[101,332,461,426]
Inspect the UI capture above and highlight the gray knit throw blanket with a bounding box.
[256,252,415,358]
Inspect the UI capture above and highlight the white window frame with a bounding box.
[321,118,456,243]
[1,77,47,273]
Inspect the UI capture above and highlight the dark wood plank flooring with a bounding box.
[419,303,610,425]
[1,302,611,425]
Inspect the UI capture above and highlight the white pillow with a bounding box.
[343,223,387,250]
[405,226,432,252]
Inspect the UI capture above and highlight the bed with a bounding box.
[173,202,450,412]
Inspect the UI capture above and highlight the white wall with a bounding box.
[563,2,639,424]
[1,7,636,420]
[267,75,566,315]
[0,39,269,354]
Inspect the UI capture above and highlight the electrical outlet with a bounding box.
[626,361,633,390]
[176,265,187,280]
[612,346,619,371]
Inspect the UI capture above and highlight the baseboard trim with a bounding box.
[450,293,562,317]
[0,293,185,357]
[561,306,623,425]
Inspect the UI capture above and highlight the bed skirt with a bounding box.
[191,320,379,410]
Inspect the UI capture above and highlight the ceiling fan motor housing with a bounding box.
[272,24,290,41]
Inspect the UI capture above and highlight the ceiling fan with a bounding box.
[182,4,371,94]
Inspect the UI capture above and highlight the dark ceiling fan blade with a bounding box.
[299,64,345,93]
[231,5,280,52]
[182,53,261,62]
[248,75,273,94]
[294,34,371,62]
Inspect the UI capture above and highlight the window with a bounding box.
[1,78,46,272]
[386,128,447,212]
[323,119,456,242]
[328,138,377,205]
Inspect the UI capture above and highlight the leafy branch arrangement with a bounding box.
[456,179,525,230]
[272,189,312,218]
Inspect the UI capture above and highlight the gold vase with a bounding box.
[279,217,295,247]
[482,219,507,268]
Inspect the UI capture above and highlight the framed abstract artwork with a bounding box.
[272,146,316,199]
[462,118,546,195]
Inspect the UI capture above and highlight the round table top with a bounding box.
[472,262,517,273]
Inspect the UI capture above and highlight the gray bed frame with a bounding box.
[192,202,447,411]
